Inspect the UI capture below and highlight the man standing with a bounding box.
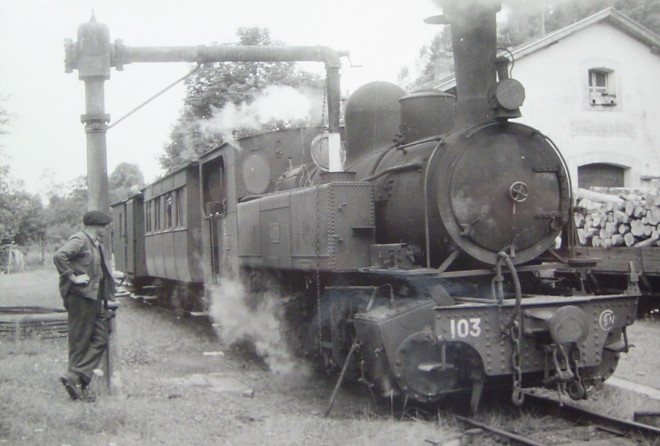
[53,210,115,401]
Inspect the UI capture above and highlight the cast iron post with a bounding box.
[65,14,112,212]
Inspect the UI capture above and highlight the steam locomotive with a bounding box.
[111,0,638,412]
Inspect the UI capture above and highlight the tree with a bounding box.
[0,170,46,245]
[109,162,145,204]
[0,100,46,246]
[160,27,323,171]
[400,29,452,91]
[499,0,660,48]
[0,95,12,145]
[44,164,145,245]
[405,0,660,88]
[44,176,88,245]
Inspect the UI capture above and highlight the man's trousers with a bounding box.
[64,294,108,385]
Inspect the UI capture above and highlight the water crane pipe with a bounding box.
[65,14,347,212]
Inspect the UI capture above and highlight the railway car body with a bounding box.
[112,193,146,281]
[111,0,640,412]
[142,162,203,284]
[112,162,204,309]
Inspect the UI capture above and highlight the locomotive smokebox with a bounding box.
[344,81,406,163]
[399,91,455,143]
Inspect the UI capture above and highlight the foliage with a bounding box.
[404,0,660,89]
[0,168,46,245]
[499,0,660,48]
[44,176,88,246]
[399,30,453,91]
[45,162,146,246]
[0,95,12,145]
[160,27,323,172]
[0,139,144,249]
[109,162,145,204]
[0,101,46,246]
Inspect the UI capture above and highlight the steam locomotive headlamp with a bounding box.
[490,55,525,119]
[492,79,525,111]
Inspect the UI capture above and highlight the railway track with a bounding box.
[0,306,68,339]
[122,287,660,445]
[441,392,660,445]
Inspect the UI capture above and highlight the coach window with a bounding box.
[175,187,186,227]
[154,196,161,231]
[118,211,124,238]
[202,156,227,217]
[165,193,173,229]
[145,201,152,233]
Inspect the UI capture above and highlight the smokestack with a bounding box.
[436,0,502,128]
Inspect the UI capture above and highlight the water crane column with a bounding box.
[65,15,112,212]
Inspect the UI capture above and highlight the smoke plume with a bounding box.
[199,85,319,146]
[208,277,310,379]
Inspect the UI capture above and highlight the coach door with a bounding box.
[126,194,146,278]
[202,156,227,283]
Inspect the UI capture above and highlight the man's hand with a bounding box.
[69,273,90,285]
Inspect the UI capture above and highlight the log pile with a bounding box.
[574,187,660,248]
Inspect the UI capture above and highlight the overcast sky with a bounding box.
[0,0,445,196]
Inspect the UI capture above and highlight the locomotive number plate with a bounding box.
[450,318,482,339]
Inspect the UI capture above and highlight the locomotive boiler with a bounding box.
[112,0,639,413]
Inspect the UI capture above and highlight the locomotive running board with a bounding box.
[436,262,567,278]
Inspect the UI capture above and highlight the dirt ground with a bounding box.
[1,267,660,445]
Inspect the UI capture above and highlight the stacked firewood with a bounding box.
[573,186,660,248]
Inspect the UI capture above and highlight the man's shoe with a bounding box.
[60,376,80,401]
[80,387,97,403]
[80,382,97,403]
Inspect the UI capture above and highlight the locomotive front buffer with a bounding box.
[354,288,637,413]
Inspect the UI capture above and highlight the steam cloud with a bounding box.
[208,277,310,379]
[199,85,319,146]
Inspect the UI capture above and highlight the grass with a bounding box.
[1,267,660,445]
[1,268,457,445]
[0,265,62,308]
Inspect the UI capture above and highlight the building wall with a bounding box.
[512,22,660,190]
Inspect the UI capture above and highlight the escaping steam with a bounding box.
[199,85,321,146]
[208,277,310,379]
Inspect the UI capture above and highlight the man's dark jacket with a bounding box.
[53,230,115,301]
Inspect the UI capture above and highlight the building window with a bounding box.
[578,163,624,188]
[588,68,616,106]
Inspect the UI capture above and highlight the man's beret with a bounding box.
[83,210,113,226]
